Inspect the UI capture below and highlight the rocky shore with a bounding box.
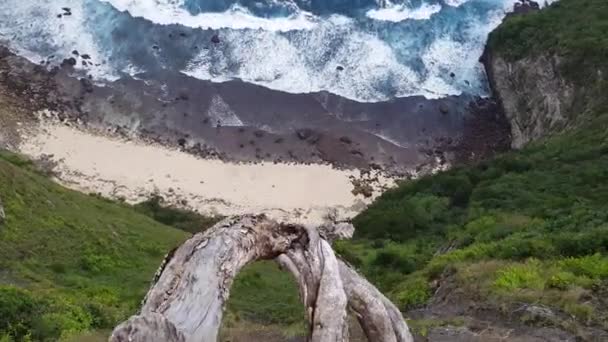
[0,42,510,176]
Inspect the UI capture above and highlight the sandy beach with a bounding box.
[17,121,393,224]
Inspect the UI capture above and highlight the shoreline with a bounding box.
[16,119,395,224]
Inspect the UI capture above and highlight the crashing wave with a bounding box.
[99,0,320,31]
[366,1,442,22]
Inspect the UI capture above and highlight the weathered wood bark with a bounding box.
[0,196,5,225]
[110,215,413,342]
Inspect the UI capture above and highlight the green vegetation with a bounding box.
[133,195,220,234]
[0,149,301,341]
[0,151,190,341]
[488,0,608,112]
[488,0,608,76]
[344,111,608,325]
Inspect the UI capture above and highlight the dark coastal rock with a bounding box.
[339,136,352,144]
[336,65,344,71]
[81,54,91,60]
[512,0,540,16]
[61,57,77,67]
[296,128,314,140]
[72,50,79,56]
[0,43,511,173]
[211,34,221,44]
[80,78,94,93]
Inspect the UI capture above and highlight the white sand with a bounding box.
[18,122,393,224]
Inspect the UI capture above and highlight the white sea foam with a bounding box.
[366,2,442,22]
[100,0,318,31]
[443,0,471,7]
[183,18,425,102]
[0,0,117,80]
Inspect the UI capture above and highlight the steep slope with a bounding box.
[0,150,191,341]
[483,0,608,148]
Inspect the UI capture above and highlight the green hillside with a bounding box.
[0,151,190,341]
[343,0,608,333]
[0,150,302,341]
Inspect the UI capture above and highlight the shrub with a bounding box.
[394,275,431,309]
[0,287,37,341]
[493,260,545,291]
[546,271,577,290]
[559,254,608,279]
[372,249,417,274]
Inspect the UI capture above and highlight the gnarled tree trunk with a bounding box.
[110,215,412,342]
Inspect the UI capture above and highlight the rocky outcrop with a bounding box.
[481,1,603,149]
[484,53,575,148]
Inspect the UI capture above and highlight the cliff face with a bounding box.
[486,53,575,148]
[483,0,606,149]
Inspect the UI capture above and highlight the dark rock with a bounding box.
[177,138,187,147]
[179,32,188,37]
[339,136,352,144]
[336,65,344,71]
[512,0,540,15]
[81,54,91,60]
[61,57,77,67]
[57,14,62,18]
[72,50,79,56]
[439,103,450,115]
[152,45,160,50]
[61,7,71,12]
[296,128,314,140]
[80,78,94,93]
[369,163,382,170]
[211,34,221,44]
[449,72,455,78]
[350,149,364,157]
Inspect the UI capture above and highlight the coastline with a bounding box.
[16,119,394,224]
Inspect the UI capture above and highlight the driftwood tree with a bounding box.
[110,215,412,342]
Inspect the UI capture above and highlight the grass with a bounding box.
[0,150,190,341]
[0,149,302,341]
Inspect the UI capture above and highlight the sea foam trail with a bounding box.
[100,0,319,31]
[366,2,442,22]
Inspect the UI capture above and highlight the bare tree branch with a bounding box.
[110,215,412,342]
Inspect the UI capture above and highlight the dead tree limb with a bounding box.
[110,215,412,342]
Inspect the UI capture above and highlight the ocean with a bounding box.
[0,0,554,103]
